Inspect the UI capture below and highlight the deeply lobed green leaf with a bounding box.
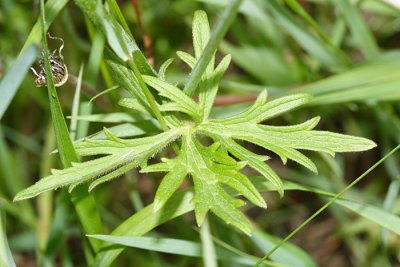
[14,7,377,237]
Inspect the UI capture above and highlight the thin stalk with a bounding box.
[36,124,55,265]
[184,0,242,96]
[200,218,218,267]
[254,144,400,266]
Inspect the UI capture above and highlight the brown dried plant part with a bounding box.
[30,33,68,87]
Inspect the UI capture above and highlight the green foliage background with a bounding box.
[1,0,400,266]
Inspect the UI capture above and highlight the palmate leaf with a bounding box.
[14,9,377,236]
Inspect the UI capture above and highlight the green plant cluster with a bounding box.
[14,9,375,235]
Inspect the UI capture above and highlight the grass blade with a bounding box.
[284,0,350,64]
[94,190,195,267]
[336,0,379,58]
[297,52,400,104]
[0,206,16,267]
[92,177,341,266]
[0,44,37,119]
[89,234,279,266]
[251,231,317,267]
[335,199,400,235]
[37,0,104,253]
[262,0,347,68]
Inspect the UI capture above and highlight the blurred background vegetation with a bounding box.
[1,0,400,266]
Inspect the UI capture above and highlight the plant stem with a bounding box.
[200,218,218,267]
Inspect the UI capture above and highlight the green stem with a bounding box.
[184,0,242,97]
[36,124,55,265]
[254,144,400,266]
[200,218,217,267]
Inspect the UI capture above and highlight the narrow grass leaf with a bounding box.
[336,0,379,58]
[0,208,16,267]
[70,65,84,141]
[41,191,72,267]
[284,0,350,64]
[89,85,119,104]
[263,0,346,67]
[335,199,400,235]
[89,235,266,266]
[0,45,38,119]
[254,145,400,266]
[198,0,266,22]
[93,190,195,267]
[220,43,299,85]
[251,231,317,267]
[35,0,104,253]
[92,177,343,266]
[297,52,400,104]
